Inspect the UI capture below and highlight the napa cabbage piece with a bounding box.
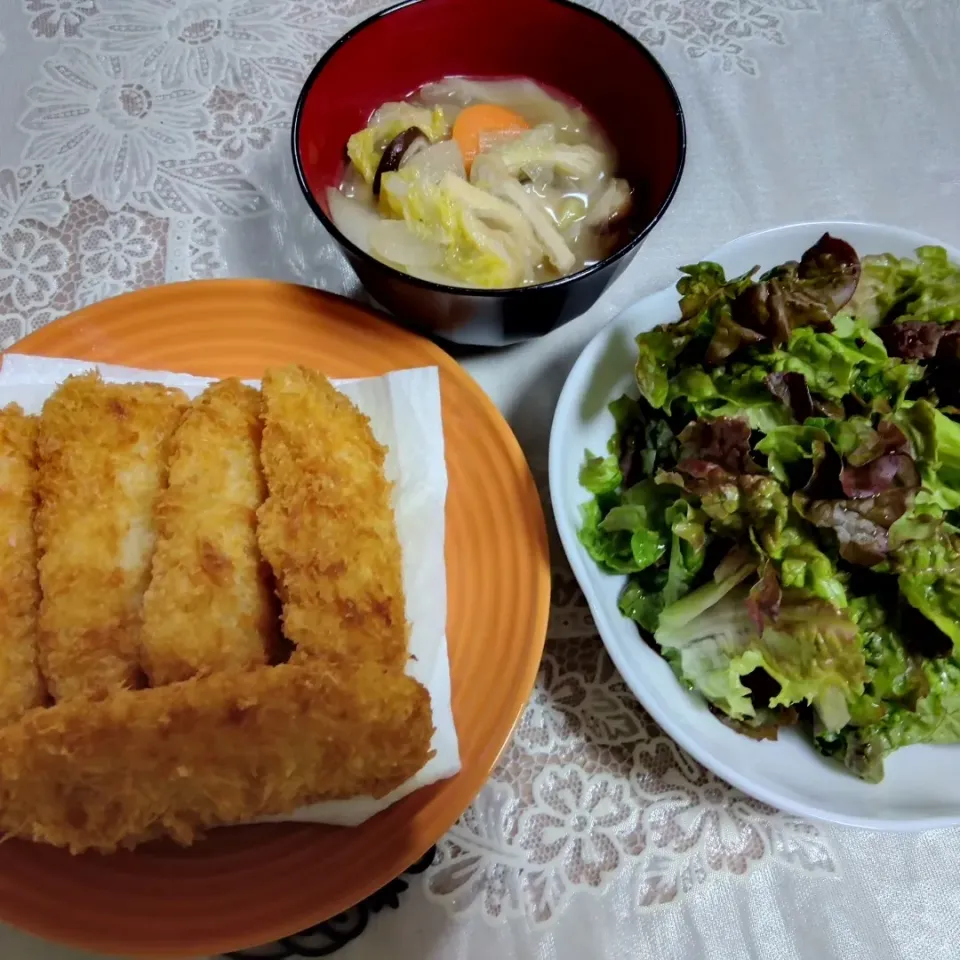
[490,124,608,182]
[325,188,382,257]
[379,169,542,287]
[346,104,450,184]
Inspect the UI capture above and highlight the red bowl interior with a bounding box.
[296,0,684,234]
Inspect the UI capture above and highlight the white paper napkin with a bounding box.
[0,354,461,827]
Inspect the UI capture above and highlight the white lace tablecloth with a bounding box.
[1,2,959,959]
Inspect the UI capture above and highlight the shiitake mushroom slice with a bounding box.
[372,127,428,196]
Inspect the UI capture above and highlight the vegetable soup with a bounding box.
[328,77,635,289]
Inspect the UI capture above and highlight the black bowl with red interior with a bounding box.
[292,0,685,346]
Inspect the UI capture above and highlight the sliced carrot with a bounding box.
[452,104,530,173]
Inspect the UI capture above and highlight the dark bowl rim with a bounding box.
[291,0,687,299]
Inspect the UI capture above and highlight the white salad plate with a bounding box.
[549,221,960,830]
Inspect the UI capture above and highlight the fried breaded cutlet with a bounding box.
[0,405,44,725]
[0,660,434,853]
[258,366,408,670]
[36,374,188,701]
[140,379,280,685]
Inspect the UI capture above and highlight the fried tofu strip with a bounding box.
[0,661,433,853]
[0,405,43,724]
[36,374,188,701]
[140,380,279,685]
[258,366,408,670]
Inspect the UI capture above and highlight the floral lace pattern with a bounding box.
[21,49,208,212]
[86,0,329,99]
[23,0,99,40]
[624,0,820,75]
[80,212,159,283]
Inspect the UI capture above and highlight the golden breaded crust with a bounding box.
[140,379,280,685]
[0,405,44,725]
[36,373,188,701]
[258,366,408,671]
[0,661,434,853]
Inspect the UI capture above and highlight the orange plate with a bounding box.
[0,280,550,958]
